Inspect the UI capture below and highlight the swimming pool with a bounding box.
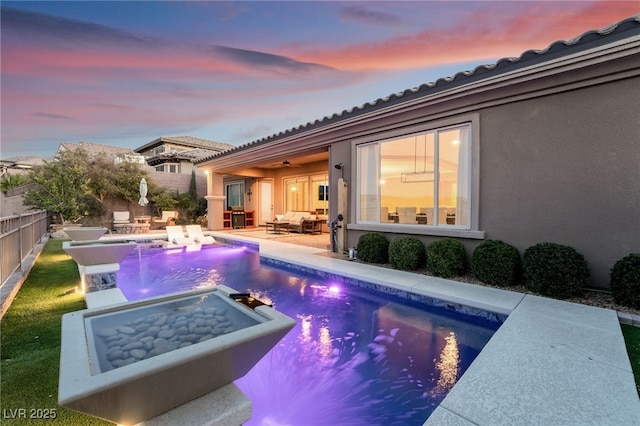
[117,243,501,425]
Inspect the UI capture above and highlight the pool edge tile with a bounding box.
[209,233,640,426]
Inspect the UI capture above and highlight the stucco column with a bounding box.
[203,168,226,230]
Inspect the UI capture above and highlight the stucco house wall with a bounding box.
[1,193,30,216]
[343,74,639,289]
[477,77,640,288]
[149,170,207,199]
[198,16,639,290]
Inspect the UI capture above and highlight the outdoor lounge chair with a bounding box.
[166,226,193,246]
[152,211,178,229]
[112,211,130,225]
[185,225,215,245]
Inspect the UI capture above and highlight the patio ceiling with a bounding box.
[212,149,329,176]
[261,151,329,169]
[208,144,456,179]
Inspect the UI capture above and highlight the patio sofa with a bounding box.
[275,211,324,234]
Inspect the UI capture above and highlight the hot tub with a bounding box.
[58,285,296,425]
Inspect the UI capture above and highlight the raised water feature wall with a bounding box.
[59,285,295,425]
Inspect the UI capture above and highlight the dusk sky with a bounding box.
[1,1,638,159]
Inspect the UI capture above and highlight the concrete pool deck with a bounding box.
[7,229,634,424]
[210,231,640,426]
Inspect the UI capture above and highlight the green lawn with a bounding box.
[622,323,640,396]
[1,239,639,424]
[0,239,109,425]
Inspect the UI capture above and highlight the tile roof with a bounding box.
[58,141,137,158]
[195,14,640,164]
[145,148,225,166]
[0,156,45,167]
[135,136,234,153]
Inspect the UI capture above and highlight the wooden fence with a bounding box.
[0,211,49,287]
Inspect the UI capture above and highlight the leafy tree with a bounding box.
[0,174,30,193]
[188,170,197,200]
[83,152,150,207]
[151,191,178,216]
[23,151,89,223]
[22,147,150,223]
[86,154,121,201]
[176,171,204,223]
[112,161,149,205]
[80,194,106,217]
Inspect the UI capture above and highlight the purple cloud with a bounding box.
[33,112,73,120]
[1,6,164,50]
[340,5,402,26]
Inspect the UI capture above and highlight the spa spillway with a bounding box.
[63,227,108,241]
[62,239,138,293]
[62,239,137,266]
[58,285,296,425]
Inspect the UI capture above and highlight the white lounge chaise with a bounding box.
[185,225,216,245]
[166,226,193,246]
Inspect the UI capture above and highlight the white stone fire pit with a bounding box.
[58,285,295,425]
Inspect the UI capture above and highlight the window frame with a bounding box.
[283,175,310,212]
[311,174,329,215]
[350,113,484,239]
[225,180,245,210]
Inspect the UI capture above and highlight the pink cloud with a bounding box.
[285,2,639,71]
[2,48,242,78]
[2,1,637,157]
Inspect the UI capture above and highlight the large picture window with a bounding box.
[284,177,308,212]
[225,181,245,209]
[357,124,471,228]
[311,174,329,215]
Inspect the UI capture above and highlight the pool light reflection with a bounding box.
[432,332,460,396]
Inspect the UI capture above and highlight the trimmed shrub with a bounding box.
[523,242,589,299]
[389,236,426,270]
[610,253,640,309]
[472,240,522,287]
[356,232,389,264]
[426,238,466,278]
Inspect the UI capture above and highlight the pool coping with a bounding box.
[209,232,640,426]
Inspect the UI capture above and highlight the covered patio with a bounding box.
[198,149,333,232]
[219,227,332,250]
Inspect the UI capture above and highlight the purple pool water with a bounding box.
[117,244,500,425]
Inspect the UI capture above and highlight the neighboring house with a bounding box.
[58,138,231,198]
[0,156,41,177]
[134,136,234,175]
[133,136,235,199]
[196,15,640,290]
[0,156,44,216]
[57,141,145,164]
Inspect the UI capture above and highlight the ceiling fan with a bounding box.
[269,160,302,168]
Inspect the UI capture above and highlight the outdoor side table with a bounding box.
[265,221,289,234]
[134,215,152,225]
[302,219,324,235]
